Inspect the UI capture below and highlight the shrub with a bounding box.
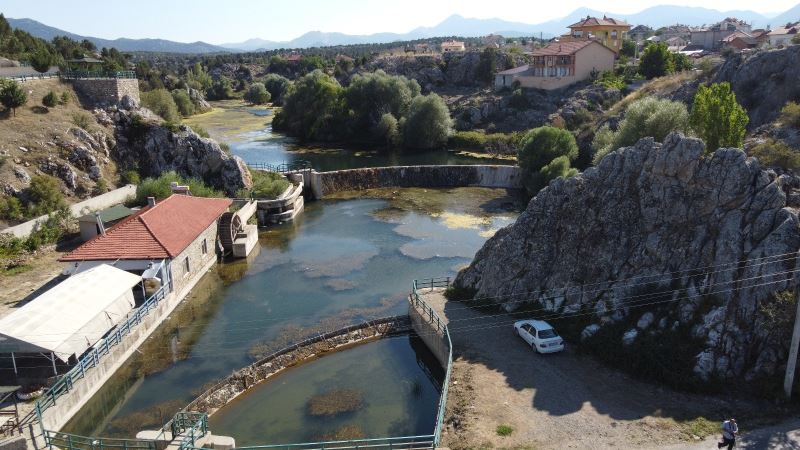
[780,102,800,128]
[594,70,626,90]
[42,91,58,108]
[0,80,27,116]
[402,93,452,149]
[25,175,66,217]
[206,76,234,100]
[237,170,290,199]
[593,97,689,164]
[244,82,271,105]
[59,91,70,105]
[121,170,141,185]
[0,195,23,221]
[71,112,92,130]
[92,179,108,195]
[135,171,222,204]
[170,89,195,117]
[141,89,181,122]
[496,425,514,436]
[508,88,529,109]
[263,74,291,105]
[689,82,748,153]
[518,126,579,194]
[449,130,488,149]
[191,125,210,138]
[749,139,800,170]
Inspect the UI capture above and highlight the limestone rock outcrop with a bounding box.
[454,133,800,381]
[112,109,251,196]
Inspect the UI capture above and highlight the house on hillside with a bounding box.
[690,18,752,50]
[721,31,758,50]
[441,40,466,53]
[561,15,631,54]
[60,194,232,296]
[629,25,653,42]
[768,22,800,46]
[494,40,615,91]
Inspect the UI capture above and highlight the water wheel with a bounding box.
[218,212,242,251]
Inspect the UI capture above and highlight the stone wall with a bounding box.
[187,317,411,415]
[71,79,140,107]
[170,221,220,295]
[306,165,521,199]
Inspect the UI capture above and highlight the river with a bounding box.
[62,102,523,444]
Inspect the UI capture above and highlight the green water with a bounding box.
[62,115,523,444]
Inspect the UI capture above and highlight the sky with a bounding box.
[1,0,797,44]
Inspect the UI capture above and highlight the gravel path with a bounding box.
[419,289,785,449]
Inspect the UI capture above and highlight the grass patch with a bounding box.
[496,424,514,436]
[306,389,364,417]
[238,170,290,199]
[134,171,222,205]
[0,263,32,276]
[675,417,719,439]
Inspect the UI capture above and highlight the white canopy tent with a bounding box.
[0,264,140,374]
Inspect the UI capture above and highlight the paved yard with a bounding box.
[419,289,788,450]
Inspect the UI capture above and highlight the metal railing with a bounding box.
[60,70,137,80]
[233,435,436,450]
[167,412,208,450]
[410,278,453,447]
[43,430,157,450]
[248,160,312,174]
[35,281,172,420]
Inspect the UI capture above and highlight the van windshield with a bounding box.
[538,329,558,339]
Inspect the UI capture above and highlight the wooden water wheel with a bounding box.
[218,212,242,251]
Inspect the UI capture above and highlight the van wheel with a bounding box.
[531,343,537,353]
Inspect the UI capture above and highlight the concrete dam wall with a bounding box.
[306,165,522,199]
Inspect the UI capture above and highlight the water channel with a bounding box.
[62,102,523,444]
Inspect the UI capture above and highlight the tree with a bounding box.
[272,70,345,141]
[171,89,195,117]
[620,39,637,58]
[638,42,674,79]
[30,47,53,73]
[689,82,749,152]
[25,175,67,217]
[476,47,498,84]
[0,80,28,116]
[671,52,693,72]
[518,126,579,194]
[345,70,420,140]
[244,82,271,105]
[141,89,180,123]
[263,74,291,105]
[402,93,453,149]
[592,97,689,164]
[206,76,234,100]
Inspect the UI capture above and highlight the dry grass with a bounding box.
[606,71,698,118]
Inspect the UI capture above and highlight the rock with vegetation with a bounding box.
[454,133,800,385]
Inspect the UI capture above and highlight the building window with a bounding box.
[183,257,190,276]
[573,30,583,37]
[611,30,618,39]
[201,239,208,255]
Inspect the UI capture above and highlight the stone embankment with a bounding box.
[307,165,521,199]
[186,317,411,415]
[454,133,800,382]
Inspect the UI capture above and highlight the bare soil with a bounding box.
[419,289,786,450]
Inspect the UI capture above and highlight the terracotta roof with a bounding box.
[769,22,800,35]
[61,195,232,262]
[721,30,754,43]
[532,40,610,56]
[569,16,630,28]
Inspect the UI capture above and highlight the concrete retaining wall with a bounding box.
[186,317,411,416]
[1,185,137,238]
[70,79,140,107]
[39,255,218,432]
[408,302,449,368]
[306,165,521,199]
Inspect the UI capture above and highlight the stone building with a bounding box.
[60,194,232,295]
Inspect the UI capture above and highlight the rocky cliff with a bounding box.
[454,133,800,383]
[109,107,251,196]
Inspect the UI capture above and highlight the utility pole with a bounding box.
[783,286,800,399]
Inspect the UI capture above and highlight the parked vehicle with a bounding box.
[514,319,565,353]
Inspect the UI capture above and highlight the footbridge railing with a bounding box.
[411,277,454,448]
[248,160,312,174]
[43,430,157,450]
[233,435,435,450]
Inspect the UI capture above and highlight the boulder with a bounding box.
[454,133,800,381]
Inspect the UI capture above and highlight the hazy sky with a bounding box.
[1,0,797,44]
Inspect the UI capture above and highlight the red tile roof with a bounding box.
[569,16,630,29]
[60,195,232,262]
[532,40,607,56]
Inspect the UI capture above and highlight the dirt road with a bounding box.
[419,289,784,449]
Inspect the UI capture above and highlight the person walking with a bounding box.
[718,417,738,449]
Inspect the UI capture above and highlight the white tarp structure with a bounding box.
[0,264,140,362]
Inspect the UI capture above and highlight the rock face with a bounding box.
[455,133,800,382]
[715,45,800,129]
[113,109,251,196]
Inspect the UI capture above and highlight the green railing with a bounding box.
[166,411,208,450]
[60,70,137,79]
[248,160,312,174]
[233,435,436,450]
[43,430,157,450]
[35,281,172,421]
[411,278,453,447]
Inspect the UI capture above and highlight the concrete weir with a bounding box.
[303,165,522,199]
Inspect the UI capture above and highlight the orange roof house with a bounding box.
[61,194,232,294]
[563,15,631,54]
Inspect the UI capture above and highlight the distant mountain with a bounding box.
[770,3,800,27]
[7,18,230,54]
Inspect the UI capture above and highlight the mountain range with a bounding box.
[8,3,800,54]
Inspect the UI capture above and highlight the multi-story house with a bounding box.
[562,16,631,54]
